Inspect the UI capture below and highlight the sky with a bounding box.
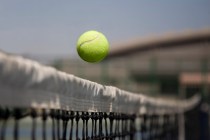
[0,0,210,59]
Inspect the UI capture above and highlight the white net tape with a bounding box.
[0,51,200,114]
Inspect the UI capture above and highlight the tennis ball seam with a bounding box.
[78,34,99,48]
[77,34,99,59]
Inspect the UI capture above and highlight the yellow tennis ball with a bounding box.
[77,30,109,63]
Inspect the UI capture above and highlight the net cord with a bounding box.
[0,51,201,114]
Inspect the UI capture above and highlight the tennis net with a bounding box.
[0,51,201,140]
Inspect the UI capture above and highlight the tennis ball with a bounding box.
[77,30,109,63]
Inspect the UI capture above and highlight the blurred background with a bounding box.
[0,1,210,139]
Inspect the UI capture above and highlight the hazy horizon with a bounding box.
[1,0,210,62]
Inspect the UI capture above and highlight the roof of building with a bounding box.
[108,28,210,58]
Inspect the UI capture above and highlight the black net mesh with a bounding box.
[0,108,180,140]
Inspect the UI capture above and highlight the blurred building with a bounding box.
[50,28,210,140]
[57,29,210,100]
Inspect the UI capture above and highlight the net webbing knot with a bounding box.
[13,108,28,140]
[55,110,61,140]
[61,110,69,140]
[69,111,75,140]
[98,112,104,139]
[103,113,108,138]
[30,108,38,140]
[129,114,136,139]
[42,109,48,140]
[0,108,182,140]
[50,109,56,140]
[75,112,81,140]
[85,112,90,140]
[108,112,114,139]
[94,113,99,139]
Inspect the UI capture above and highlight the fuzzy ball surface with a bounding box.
[77,30,109,63]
